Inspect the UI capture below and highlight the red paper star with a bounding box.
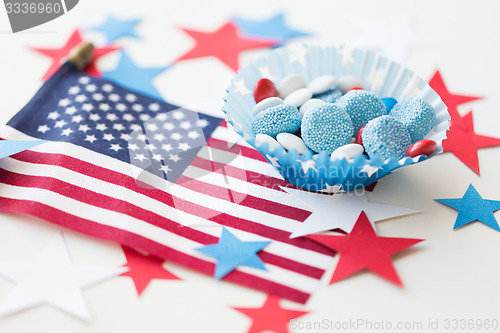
[175,22,277,71]
[120,246,180,295]
[442,111,500,175]
[308,211,423,286]
[428,70,482,128]
[233,295,309,333]
[31,29,119,80]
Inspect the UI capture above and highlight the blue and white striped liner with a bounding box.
[223,45,450,192]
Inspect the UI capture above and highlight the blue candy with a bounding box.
[335,90,387,133]
[389,96,435,142]
[381,97,398,112]
[252,104,301,138]
[301,103,353,154]
[313,89,342,103]
[362,115,412,160]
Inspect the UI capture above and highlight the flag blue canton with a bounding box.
[7,62,222,183]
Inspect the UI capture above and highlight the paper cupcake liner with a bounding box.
[223,44,450,192]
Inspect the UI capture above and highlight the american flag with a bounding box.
[0,62,334,303]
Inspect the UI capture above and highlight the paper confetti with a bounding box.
[103,51,169,100]
[442,111,500,175]
[232,295,309,333]
[309,211,424,286]
[175,22,277,71]
[88,15,141,43]
[282,187,418,237]
[435,184,500,232]
[0,233,126,320]
[120,246,180,296]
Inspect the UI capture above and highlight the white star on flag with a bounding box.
[281,187,419,237]
[0,233,126,320]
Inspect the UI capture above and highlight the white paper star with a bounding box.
[289,44,307,65]
[266,154,280,167]
[297,159,317,173]
[359,164,381,177]
[258,66,277,81]
[338,45,355,65]
[319,184,344,194]
[233,78,251,95]
[282,187,418,237]
[369,68,385,91]
[0,233,126,320]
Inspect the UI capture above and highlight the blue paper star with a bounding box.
[88,15,141,43]
[0,140,45,159]
[196,227,270,279]
[435,184,500,231]
[232,13,310,44]
[103,51,169,100]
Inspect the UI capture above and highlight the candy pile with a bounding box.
[251,74,438,161]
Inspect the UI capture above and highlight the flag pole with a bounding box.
[68,42,94,70]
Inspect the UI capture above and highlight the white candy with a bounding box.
[255,133,281,152]
[276,133,308,154]
[307,74,336,95]
[278,74,306,99]
[299,98,325,116]
[283,88,313,108]
[330,143,364,161]
[336,75,364,94]
[252,97,283,116]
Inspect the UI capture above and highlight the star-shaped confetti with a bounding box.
[428,70,482,128]
[282,187,418,237]
[195,227,270,279]
[309,211,424,285]
[232,295,309,333]
[88,15,141,43]
[175,22,277,72]
[442,111,500,175]
[103,51,169,100]
[435,184,500,231]
[31,29,120,80]
[232,13,309,45]
[0,233,126,319]
[0,140,45,159]
[120,246,180,296]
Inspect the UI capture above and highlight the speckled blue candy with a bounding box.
[389,96,435,142]
[362,115,412,160]
[381,97,398,112]
[313,89,342,103]
[252,104,301,138]
[301,103,354,154]
[335,90,387,133]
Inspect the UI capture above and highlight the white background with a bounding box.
[0,0,500,332]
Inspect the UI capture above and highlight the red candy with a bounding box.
[253,78,278,103]
[356,125,365,146]
[406,139,437,158]
[346,87,364,93]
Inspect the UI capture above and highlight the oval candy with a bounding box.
[254,78,278,103]
[356,125,365,146]
[283,88,313,107]
[278,74,306,99]
[299,98,325,116]
[336,75,364,94]
[252,97,283,116]
[276,133,309,154]
[381,97,398,112]
[307,74,336,95]
[406,139,437,158]
[255,133,281,152]
[330,143,364,161]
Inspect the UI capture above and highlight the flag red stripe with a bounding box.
[0,167,326,279]
[0,196,310,304]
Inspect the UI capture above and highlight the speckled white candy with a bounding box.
[283,88,313,107]
[307,74,336,95]
[330,143,364,161]
[252,97,283,116]
[276,133,308,154]
[336,75,364,94]
[278,74,306,98]
[255,133,281,152]
[299,98,325,116]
